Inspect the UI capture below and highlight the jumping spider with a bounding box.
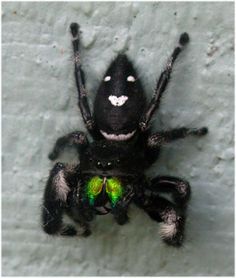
[41,23,208,246]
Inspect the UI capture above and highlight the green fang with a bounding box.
[86,176,103,205]
[106,177,123,206]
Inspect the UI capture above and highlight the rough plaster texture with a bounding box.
[2,2,234,276]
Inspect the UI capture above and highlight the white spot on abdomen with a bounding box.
[104,76,111,82]
[108,95,128,106]
[127,75,135,82]
[100,130,136,141]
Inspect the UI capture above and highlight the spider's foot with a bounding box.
[159,208,185,247]
[60,225,77,236]
[160,222,184,247]
[192,127,208,136]
[162,232,184,247]
[48,151,59,160]
[70,22,79,38]
[198,127,208,135]
[81,229,92,237]
[179,32,190,46]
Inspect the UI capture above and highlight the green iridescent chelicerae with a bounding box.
[86,176,123,206]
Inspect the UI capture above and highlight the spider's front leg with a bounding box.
[139,33,190,131]
[48,131,88,160]
[148,175,191,208]
[140,175,192,246]
[41,162,91,236]
[142,195,186,247]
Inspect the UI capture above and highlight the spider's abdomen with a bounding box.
[94,54,146,139]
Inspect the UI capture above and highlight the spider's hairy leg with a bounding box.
[149,176,191,208]
[142,195,186,247]
[70,23,96,135]
[147,127,208,148]
[41,162,80,236]
[66,208,92,237]
[139,33,190,131]
[48,131,88,160]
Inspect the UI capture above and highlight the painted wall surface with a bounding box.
[2,2,234,276]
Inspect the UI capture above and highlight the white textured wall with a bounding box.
[2,2,234,276]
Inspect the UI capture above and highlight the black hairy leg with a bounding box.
[48,131,88,160]
[41,162,89,236]
[139,33,190,131]
[142,195,186,247]
[70,23,96,135]
[42,162,72,235]
[147,127,208,148]
[148,176,191,208]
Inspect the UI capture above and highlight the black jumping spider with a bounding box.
[42,23,208,246]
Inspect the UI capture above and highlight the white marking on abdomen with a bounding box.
[104,76,111,82]
[100,130,136,141]
[127,75,135,82]
[108,95,128,106]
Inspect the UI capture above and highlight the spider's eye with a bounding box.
[107,162,113,169]
[96,161,102,169]
[104,76,111,82]
[127,75,135,82]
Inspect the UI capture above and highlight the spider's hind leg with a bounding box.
[147,127,208,149]
[139,33,190,131]
[70,23,96,136]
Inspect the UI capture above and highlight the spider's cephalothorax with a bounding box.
[79,140,145,209]
[42,23,208,246]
